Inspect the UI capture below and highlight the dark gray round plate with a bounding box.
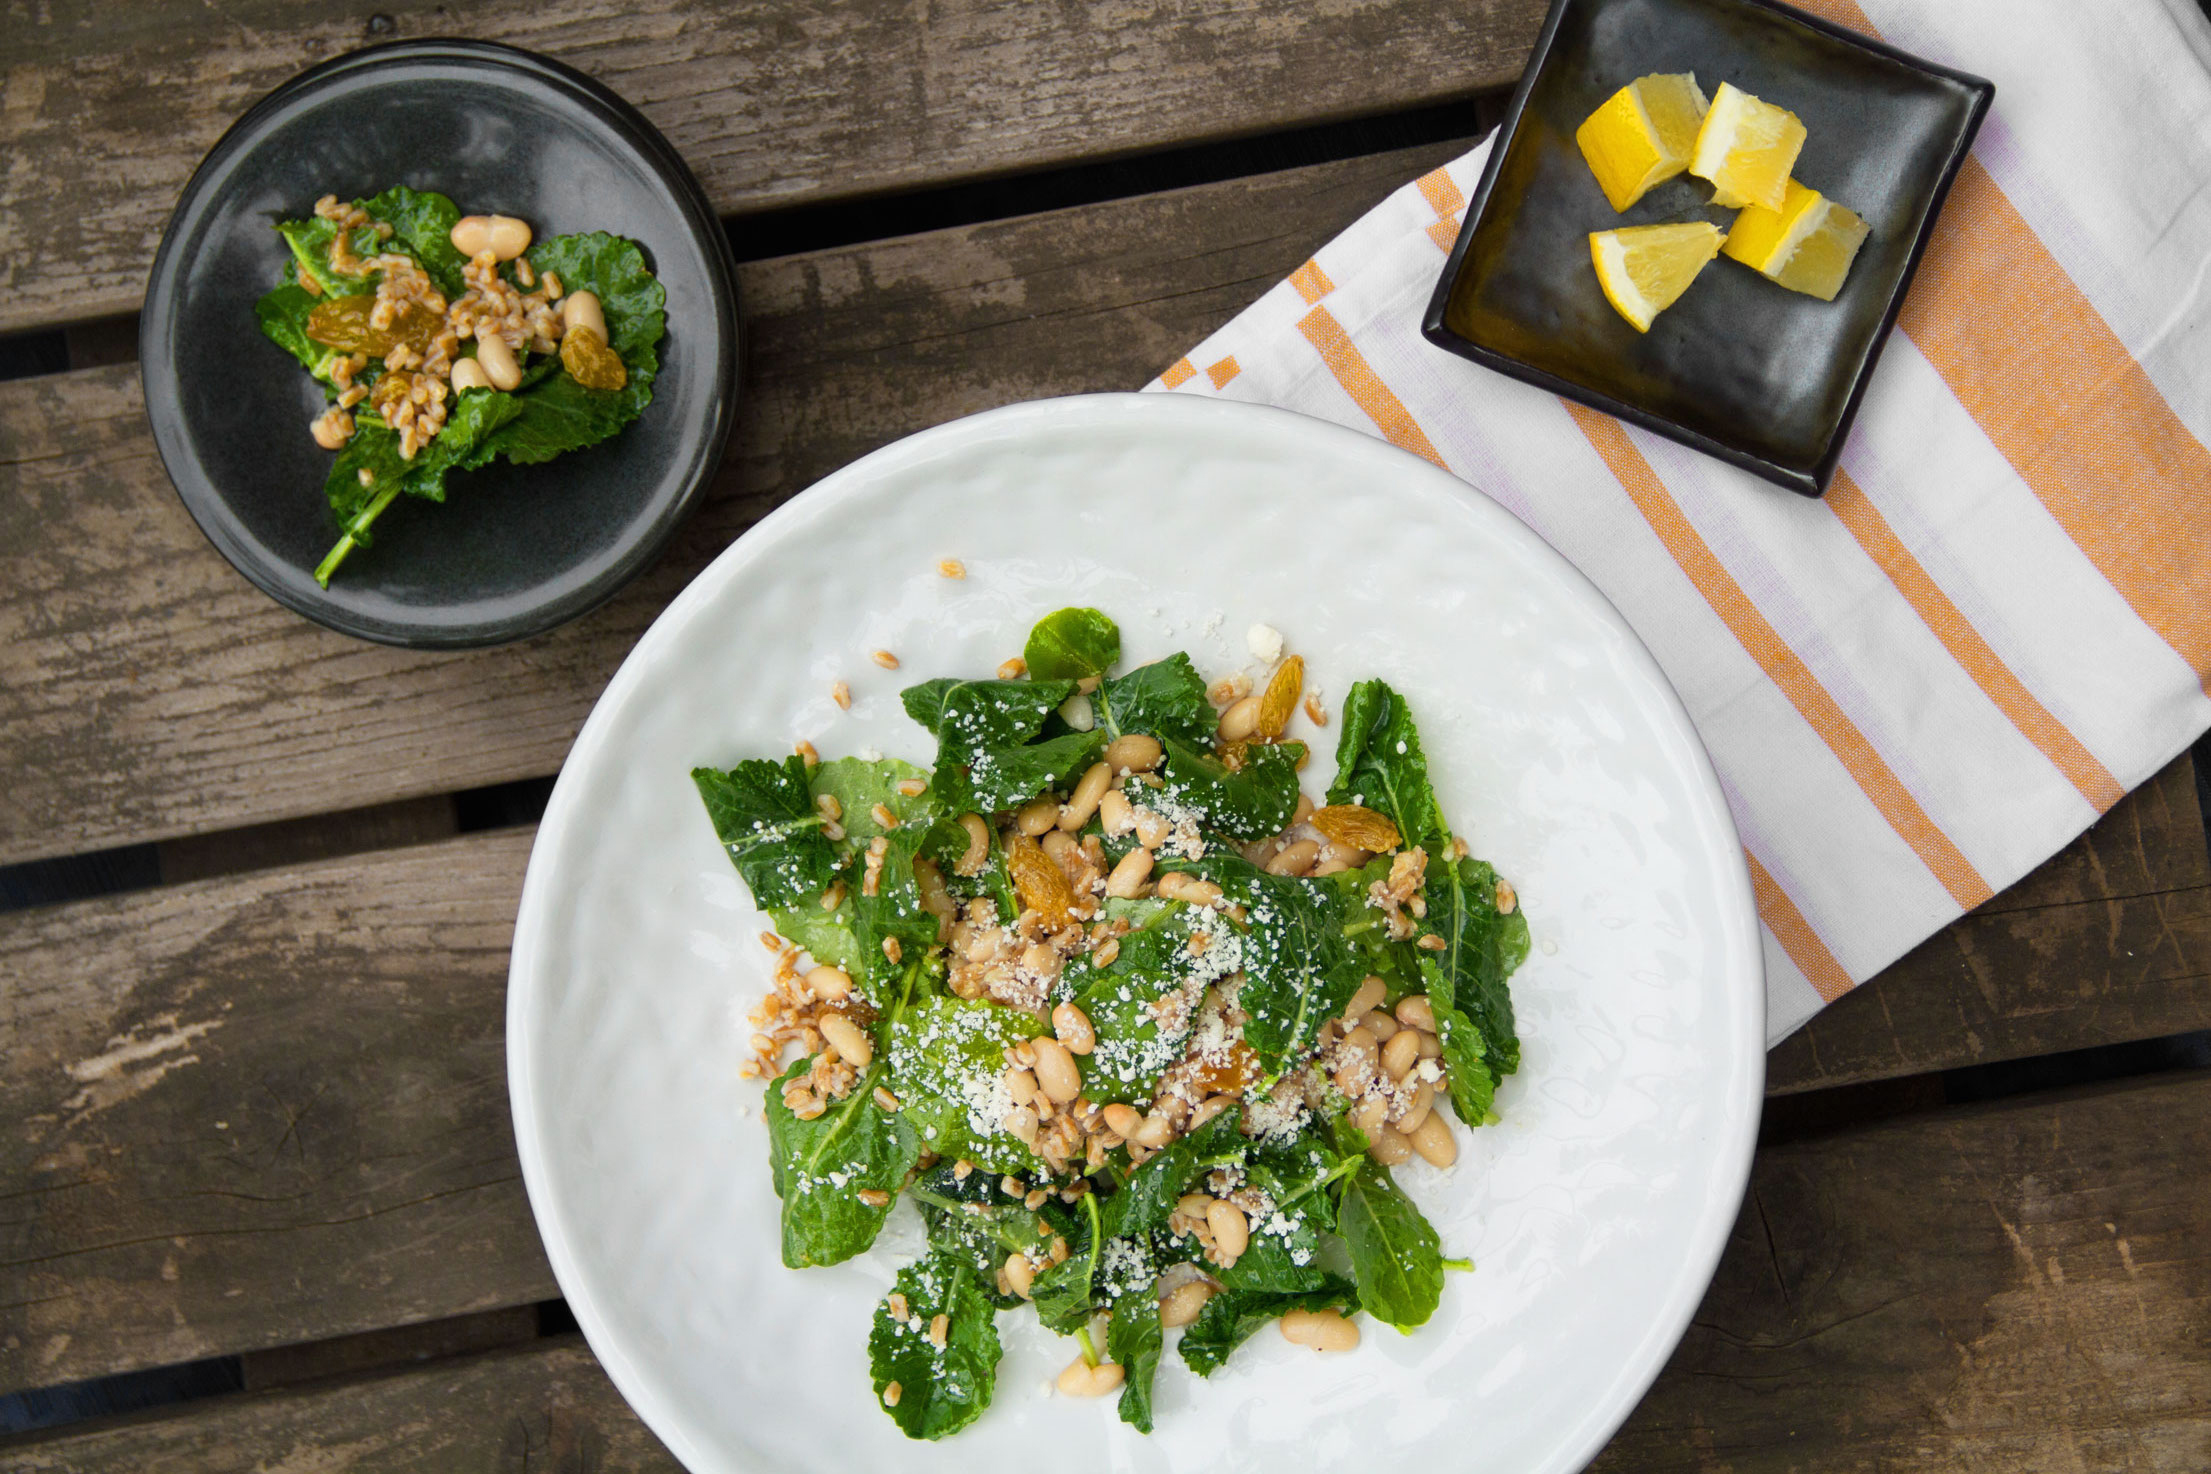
[141,39,740,648]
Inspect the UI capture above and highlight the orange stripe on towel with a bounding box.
[1288,260,1335,305]
[1747,850,1855,1002]
[1295,305,1448,468]
[1566,403,1994,910]
[1205,356,1241,389]
[1159,357,1196,390]
[1826,471,2124,812]
[1416,167,1466,220]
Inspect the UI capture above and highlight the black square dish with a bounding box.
[1421,0,1992,495]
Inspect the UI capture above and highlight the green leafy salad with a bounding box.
[255,186,665,585]
[692,607,1529,1439]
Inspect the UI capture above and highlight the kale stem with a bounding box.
[1075,1322,1101,1368]
[315,480,403,587]
[1441,1256,1474,1272]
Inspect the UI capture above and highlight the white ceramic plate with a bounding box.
[509,393,1765,1474]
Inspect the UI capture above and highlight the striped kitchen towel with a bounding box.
[1148,0,2211,1043]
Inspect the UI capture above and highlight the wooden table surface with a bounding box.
[4,3,2209,1469]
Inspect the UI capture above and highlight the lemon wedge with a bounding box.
[1590,222,1727,332]
[1575,73,1711,212]
[1688,82,1805,212]
[1721,178,1869,301]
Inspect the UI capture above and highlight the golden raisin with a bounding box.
[1006,832,1076,928]
[559,323,628,392]
[1188,1037,1258,1095]
[305,296,437,357]
[1254,655,1304,740]
[1215,738,1249,772]
[1310,804,1402,853]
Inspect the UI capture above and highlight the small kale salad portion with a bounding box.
[692,607,1529,1439]
[255,186,666,585]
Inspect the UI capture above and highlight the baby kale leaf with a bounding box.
[1108,1292,1166,1432]
[1023,607,1121,681]
[1096,653,1215,746]
[808,756,934,855]
[1173,854,1361,1071]
[884,995,1047,1173]
[1337,1159,1443,1332]
[1062,907,1205,1105]
[1420,853,1529,1079]
[869,1251,1002,1440]
[692,755,839,910]
[764,1054,921,1268]
[902,676,1089,814]
[1328,680,1447,853]
[1153,736,1304,840]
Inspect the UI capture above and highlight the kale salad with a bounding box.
[255,186,665,585]
[692,607,1529,1439]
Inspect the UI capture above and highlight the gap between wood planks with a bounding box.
[0,94,1510,388]
[8,1056,2202,1458]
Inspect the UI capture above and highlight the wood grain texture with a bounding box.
[0,0,1546,332]
[13,1073,2208,1471]
[0,142,1466,866]
[1770,752,2211,1094]
[1594,1070,2211,1473]
[0,830,547,1395]
[0,1336,682,1472]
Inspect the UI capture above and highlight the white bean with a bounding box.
[1103,733,1164,772]
[1057,1357,1126,1397]
[1030,1035,1081,1104]
[1279,1308,1360,1352]
[473,333,521,391]
[1408,1111,1458,1167]
[1059,762,1112,830]
[818,1012,872,1068]
[561,288,607,341]
[450,213,532,260]
[1052,1001,1096,1055]
[1160,1279,1214,1327]
[1206,1200,1249,1261]
[1105,847,1154,899]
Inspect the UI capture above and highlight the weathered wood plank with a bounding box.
[0,141,1468,866]
[14,1072,2208,1472]
[0,0,1546,332]
[1769,752,2211,1095]
[0,830,546,1395]
[1594,1070,2211,1472]
[7,821,2210,1392]
[0,1336,682,1472]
